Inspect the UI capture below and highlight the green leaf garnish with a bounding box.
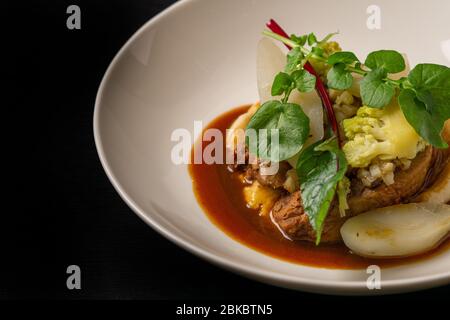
[307,33,317,46]
[247,100,310,161]
[285,47,304,73]
[311,46,324,56]
[327,51,359,65]
[291,69,316,92]
[365,50,405,74]
[290,34,307,46]
[406,63,450,112]
[260,26,450,245]
[296,137,347,244]
[397,64,450,148]
[398,89,448,148]
[327,63,353,90]
[271,72,293,96]
[360,68,395,108]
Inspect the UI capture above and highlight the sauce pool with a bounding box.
[189,105,450,269]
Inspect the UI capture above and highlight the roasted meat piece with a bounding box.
[245,160,291,189]
[271,146,449,243]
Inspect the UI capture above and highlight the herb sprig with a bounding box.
[247,19,449,244]
[263,30,450,147]
[246,31,330,161]
[246,21,348,243]
[296,137,347,244]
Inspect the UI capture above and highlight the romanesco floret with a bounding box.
[342,101,425,168]
[309,41,342,77]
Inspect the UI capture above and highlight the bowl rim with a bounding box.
[93,0,450,294]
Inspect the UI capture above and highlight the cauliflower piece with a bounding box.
[342,100,425,168]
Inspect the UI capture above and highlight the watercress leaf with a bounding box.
[291,34,308,46]
[246,100,310,161]
[285,47,304,73]
[365,50,405,73]
[311,46,324,57]
[292,69,316,92]
[290,34,300,43]
[398,89,448,148]
[397,64,450,147]
[327,51,359,65]
[327,63,353,90]
[271,72,293,96]
[299,35,307,46]
[296,138,347,244]
[307,33,317,46]
[360,68,395,108]
[407,63,450,113]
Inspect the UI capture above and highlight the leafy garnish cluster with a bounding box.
[247,31,339,161]
[246,24,450,243]
[296,137,347,244]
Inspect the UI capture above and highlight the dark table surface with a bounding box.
[3,0,449,301]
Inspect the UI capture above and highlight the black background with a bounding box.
[3,0,449,301]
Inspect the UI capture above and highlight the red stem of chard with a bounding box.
[266,19,342,147]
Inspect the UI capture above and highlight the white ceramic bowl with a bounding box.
[94,0,450,295]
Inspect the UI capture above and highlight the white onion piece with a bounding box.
[340,203,450,258]
[257,38,286,103]
[256,38,324,167]
[286,90,324,166]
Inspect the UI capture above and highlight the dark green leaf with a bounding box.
[360,68,395,108]
[292,69,316,92]
[247,100,310,161]
[327,51,359,65]
[398,63,450,147]
[285,47,304,73]
[290,34,301,43]
[290,34,307,46]
[307,33,317,46]
[398,89,448,148]
[299,35,307,46]
[365,50,405,73]
[327,63,353,90]
[311,46,324,57]
[296,138,347,244]
[271,72,293,96]
[407,64,450,113]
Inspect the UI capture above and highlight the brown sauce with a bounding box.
[189,105,450,269]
